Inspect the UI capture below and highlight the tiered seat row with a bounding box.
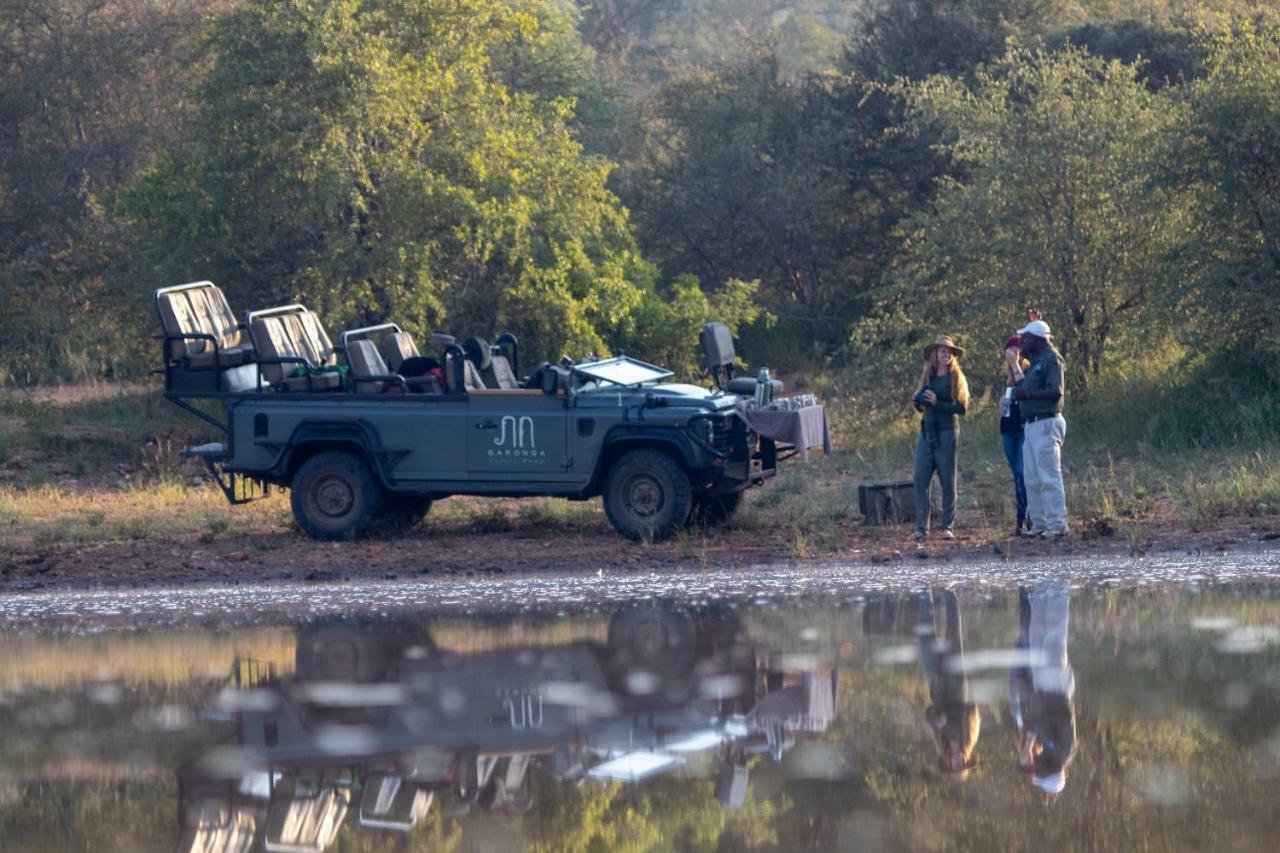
[154,281,527,397]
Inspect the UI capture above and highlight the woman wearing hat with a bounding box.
[911,335,970,540]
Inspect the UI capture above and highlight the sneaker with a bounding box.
[1020,529,1046,540]
[911,530,926,541]
[1045,529,1071,542]
[938,529,955,540]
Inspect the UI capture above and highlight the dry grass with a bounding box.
[0,482,290,549]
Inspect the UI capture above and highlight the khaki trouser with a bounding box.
[1023,415,1068,535]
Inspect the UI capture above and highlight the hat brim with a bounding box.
[1016,325,1050,339]
[924,343,965,359]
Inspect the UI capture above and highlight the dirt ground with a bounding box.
[3,512,1276,593]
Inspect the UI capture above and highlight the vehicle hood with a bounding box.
[647,383,741,412]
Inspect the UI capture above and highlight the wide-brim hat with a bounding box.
[924,335,965,360]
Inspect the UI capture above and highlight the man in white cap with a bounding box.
[1012,319,1069,539]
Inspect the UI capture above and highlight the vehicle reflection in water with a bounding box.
[177,602,837,852]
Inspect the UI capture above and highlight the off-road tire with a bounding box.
[377,494,433,531]
[689,491,743,528]
[603,449,693,541]
[291,450,383,541]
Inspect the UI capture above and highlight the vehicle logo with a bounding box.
[494,415,535,449]
[488,415,547,461]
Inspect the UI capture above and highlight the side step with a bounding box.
[182,442,271,505]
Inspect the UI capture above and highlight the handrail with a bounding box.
[154,280,216,298]
[246,303,307,324]
[340,322,402,352]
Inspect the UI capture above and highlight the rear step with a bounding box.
[182,442,271,505]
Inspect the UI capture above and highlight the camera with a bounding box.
[913,389,929,407]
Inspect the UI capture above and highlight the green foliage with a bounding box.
[1171,20,1280,343]
[872,45,1187,393]
[615,274,766,380]
[125,0,652,365]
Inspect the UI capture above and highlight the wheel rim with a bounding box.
[313,474,355,519]
[624,474,665,519]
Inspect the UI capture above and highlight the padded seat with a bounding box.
[348,340,440,393]
[463,336,520,389]
[249,307,340,390]
[156,281,249,366]
[727,376,784,396]
[377,332,419,372]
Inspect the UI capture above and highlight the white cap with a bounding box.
[1033,771,1066,794]
[1017,319,1052,339]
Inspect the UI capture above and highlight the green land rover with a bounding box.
[154,281,800,542]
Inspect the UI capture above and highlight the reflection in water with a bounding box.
[917,589,981,779]
[177,602,835,852]
[5,576,1280,850]
[1011,582,1077,798]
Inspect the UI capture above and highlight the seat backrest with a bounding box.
[156,282,243,358]
[377,331,419,372]
[700,322,736,370]
[290,311,336,367]
[347,340,389,393]
[485,355,519,389]
[250,316,308,384]
[444,352,485,393]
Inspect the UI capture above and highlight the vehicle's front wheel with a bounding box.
[291,450,383,540]
[603,449,692,541]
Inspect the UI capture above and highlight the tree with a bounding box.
[1172,22,1280,349]
[879,45,1187,392]
[0,0,223,383]
[125,0,653,366]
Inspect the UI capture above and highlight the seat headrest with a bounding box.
[428,332,456,349]
[700,322,736,369]
[462,336,491,371]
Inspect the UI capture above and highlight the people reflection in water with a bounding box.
[917,588,981,779]
[1009,581,1077,800]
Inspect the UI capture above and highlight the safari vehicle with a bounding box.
[153,281,791,541]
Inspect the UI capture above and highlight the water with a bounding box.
[2,554,1280,851]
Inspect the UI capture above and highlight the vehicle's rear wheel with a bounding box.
[689,491,743,528]
[291,450,383,540]
[378,494,433,530]
[603,449,692,541]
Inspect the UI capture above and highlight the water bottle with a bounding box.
[1001,386,1013,419]
[757,368,771,406]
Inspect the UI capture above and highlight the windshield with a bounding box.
[572,356,672,387]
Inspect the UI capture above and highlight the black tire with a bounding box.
[295,621,389,683]
[291,450,384,541]
[689,491,743,528]
[378,494,433,531]
[602,449,693,541]
[607,600,698,678]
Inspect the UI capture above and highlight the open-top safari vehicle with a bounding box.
[153,281,802,541]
